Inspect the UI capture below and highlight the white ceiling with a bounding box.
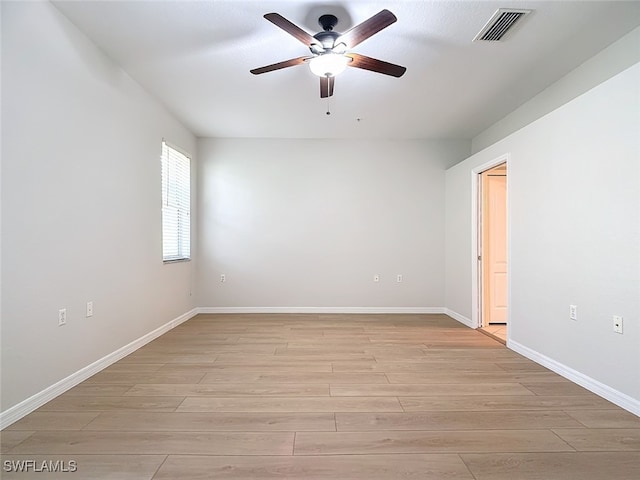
[52,0,640,140]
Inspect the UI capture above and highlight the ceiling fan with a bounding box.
[250,9,406,98]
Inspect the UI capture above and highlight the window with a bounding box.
[161,141,191,262]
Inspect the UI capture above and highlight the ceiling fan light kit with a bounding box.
[308,53,351,77]
[250,9,406,99]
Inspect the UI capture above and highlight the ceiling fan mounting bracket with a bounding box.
[318,14,338,31]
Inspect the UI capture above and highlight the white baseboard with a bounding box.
[509,339,640,416]
[444,308,474,328]
[0,308,199,430]
[197,306,446,315]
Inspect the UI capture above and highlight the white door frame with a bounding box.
[471,153,510,333]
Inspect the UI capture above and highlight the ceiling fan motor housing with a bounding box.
[313,15,342,51]
[313,30,340,50]
[312,14,340,51]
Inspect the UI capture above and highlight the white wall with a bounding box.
[472,27,640,154]
[1,2,196,412]
[445,63,640,405]
[197,138,469,309]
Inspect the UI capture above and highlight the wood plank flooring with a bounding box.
[2,313,639,479]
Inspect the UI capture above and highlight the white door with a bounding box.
[481,165,507,325]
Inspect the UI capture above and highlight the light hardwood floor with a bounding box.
[2,314,639,479]
[478,324,507,344]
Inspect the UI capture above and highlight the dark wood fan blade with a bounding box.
[346,53,406,77]
[264,13,318,47]
[336,9,397,48]
[320,76,335,98]
[250,56,311,75]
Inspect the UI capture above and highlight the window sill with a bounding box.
[163,258,191,264]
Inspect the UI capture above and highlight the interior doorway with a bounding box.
[478,162,507,343]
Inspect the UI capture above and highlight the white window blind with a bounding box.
[161,141,191,262]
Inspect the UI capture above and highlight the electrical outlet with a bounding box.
[613,315,623,334]
[220,274,226,283]
[86,301,93,317]
[58,308,67,326]
[373,274,380,282]
[397,274,403,283]
[569,305,577,321]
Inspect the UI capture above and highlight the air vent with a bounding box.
[474,8,531,42]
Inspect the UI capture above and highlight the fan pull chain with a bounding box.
[326,87,331,115]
